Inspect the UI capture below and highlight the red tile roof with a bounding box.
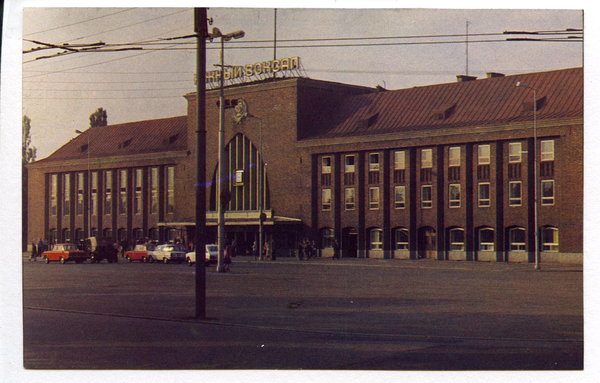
[303,67,582,140]
[35,115,188,164]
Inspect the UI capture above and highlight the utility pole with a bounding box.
[194,7,208,318]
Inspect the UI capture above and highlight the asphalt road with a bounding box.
[22,254,583,370]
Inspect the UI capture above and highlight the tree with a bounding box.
[89,107,108,128]
[22,115,37,165]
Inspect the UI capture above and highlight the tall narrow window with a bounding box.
[449,228,465,250]
[541,140,555,161]
[369,153,380,171]
[76,172,84,215]
[509,181,522,206]
[394,186,406,209]
[322,157,332,174]
[509,228,526,251]
[394,151,405,170]
[449,184,461,208]
[134,168,142,214]
[322,189,332,211]
[345,155,355,173]
[421,185,432,208]
[478,144,490,165]
[509,142,522,163]
[395,229,409,250]
[542,227,559,251]
[345,188,355,210]
[449,147,460,167]
[166,166,175,214]
[63,173,71,216]
[50,174,58,216]
[479,228,495,251]
[104,170,112,215]
[150,167,158,214]
[369,187,380,209]
[478,183,490,207]
[370,229,383,250]
[91,172,98,216]
[541,180,555,205]
[119,169,127,215]
[321,228,334,249]
[421,149,432,168]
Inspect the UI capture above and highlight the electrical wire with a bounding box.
[23,8,135,37]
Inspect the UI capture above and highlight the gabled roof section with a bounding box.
[35,115,188,164]
[304,67,582,140]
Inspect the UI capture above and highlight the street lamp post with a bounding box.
[75,129,91,238]
[246,114,264,260]
[212,28,245,272]
[516,81,540,270]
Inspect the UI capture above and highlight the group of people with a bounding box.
[252,240,276,261]
[298,239,341,260]
[29,239,49,261]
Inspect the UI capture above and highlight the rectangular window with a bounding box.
[369,187,380,209]
[119,169,127,215]
[166,166,175,214]
[478,144,490,165]
[449,147,460,167]
[63,173,71,216]
[478,183,490,207]
[541,140,554,161]
[134,168,142,214]
[76,172,84,215]
[394,185,405,209]
[394,151,405,170]
[91,172,98,216]
[235,169,244,186]
[322,156,332,174]
[150,167,158,215]
[322,189,332,211]
[421,149,432,168]
[509,142,522,163]
[541,180,555,205]
[449,184,461,208]
[104,170,112,215]
[345,155,355,173]
[345,188,355,210]
[509,181,522,206]
[369,153,380,171]
[370,230,383,250]
[50,174,57,216]
[421,185,432,208]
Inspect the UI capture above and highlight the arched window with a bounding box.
[133,228,144,243]
[148,228,159,242]
[103,228,113,239]
[479,228,494,251]
[369,228,383,250]
[394,228,409,250]
[90,228,98,237]
[449,228,465,251]
[509,227,526,251]
[542,227,559,252]
[320,228,334,249]
[62,228,71,243]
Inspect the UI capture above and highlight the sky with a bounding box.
[16,5,584,160]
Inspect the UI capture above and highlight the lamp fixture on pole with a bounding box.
[75,129,91,239]
[515,81,540,270]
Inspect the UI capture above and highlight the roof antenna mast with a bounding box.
[465,20,470,76]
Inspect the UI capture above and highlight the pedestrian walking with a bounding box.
[30,242,37,261]
[333,239,341,260]
[252,241,259,260]
[224,243,232,271]
[298,241,304,260]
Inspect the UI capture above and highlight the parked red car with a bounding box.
[124,244,156,263]
[42,243,88,264]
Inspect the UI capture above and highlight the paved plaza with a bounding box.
[20,254,582,371]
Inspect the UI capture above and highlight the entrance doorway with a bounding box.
[342,227,358,258]
[418,227,437,259]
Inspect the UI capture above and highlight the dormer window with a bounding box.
[80,144,89,153]
[432,103,456,120]
[118,138,133,149]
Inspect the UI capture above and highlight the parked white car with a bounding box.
[186,244,218,266]
[146,243,187,264]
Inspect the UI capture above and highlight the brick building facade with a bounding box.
[26,67,583,264]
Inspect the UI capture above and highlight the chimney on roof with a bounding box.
[456,75,477,83]
[486,72,505,79]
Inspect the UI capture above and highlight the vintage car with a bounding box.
[186,244,218,266]
[85,237,119,263]
[146,243,187,264]
[123,243,157,263]
[42,243,88,264]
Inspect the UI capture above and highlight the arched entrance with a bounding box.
[418,226,436,259]
[341,227,358,258]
